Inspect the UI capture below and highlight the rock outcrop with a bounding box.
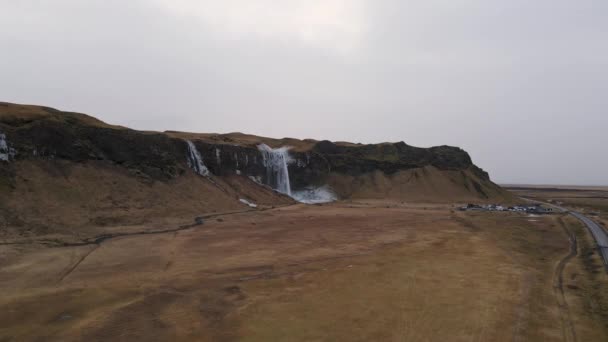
[0,102,511,234]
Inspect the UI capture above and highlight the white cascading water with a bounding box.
[0,133,10,162]
[292,186,337,204]
[215,148,221,165]
[186,140,210,177]
[257,144,292,195]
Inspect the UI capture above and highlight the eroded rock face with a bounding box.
[307,140,491,184]
[0,102,491,196]
[2,117,186,179]
[186,141,328,191]
[311,140,477,174]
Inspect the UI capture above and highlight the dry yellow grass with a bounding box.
[1,202,606,341]
[328,166,514,203]
[0,160,292,240]
[165,131,319,152]
[559,215,608,341]
[508,186,608,220]
[0,102,122,129]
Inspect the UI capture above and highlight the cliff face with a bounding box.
[0,102,510,234]
[0,103,186,180]
[0,103,494,188]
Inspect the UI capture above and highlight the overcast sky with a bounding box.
[1,1,606,185]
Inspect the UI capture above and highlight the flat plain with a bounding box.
[507,185,608,226]
[2,200,607,341]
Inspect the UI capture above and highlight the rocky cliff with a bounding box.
[0,102,510,235]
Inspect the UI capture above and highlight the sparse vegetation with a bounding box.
[1,203,606,340]
[0,104,605,341]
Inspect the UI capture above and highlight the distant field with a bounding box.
[1,201,607,341]
[503,184,608,192]
[506,185,608,223]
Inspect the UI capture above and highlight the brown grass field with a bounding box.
[507,185,608,224]
[1,200,608,341]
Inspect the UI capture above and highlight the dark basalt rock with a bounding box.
[0,103,490,191]
[305,140,486,181]
[2,116,186,180]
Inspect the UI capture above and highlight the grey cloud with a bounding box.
[1,0,606,185]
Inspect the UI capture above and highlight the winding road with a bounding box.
[568,211,608,267]
[540,200,608,268]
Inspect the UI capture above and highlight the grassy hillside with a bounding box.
[0,101,512,236]
[0,159,293,239]
[329,166,513,203]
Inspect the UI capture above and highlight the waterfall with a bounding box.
[186,140,210,177]
[0,133,11,162]
[215,148,221,165]
[257,144,292,195]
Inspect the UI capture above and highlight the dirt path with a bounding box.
[57,245,99,283]
[1,204,298,248]
[2,204,607,341]
[554,216,578,342]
